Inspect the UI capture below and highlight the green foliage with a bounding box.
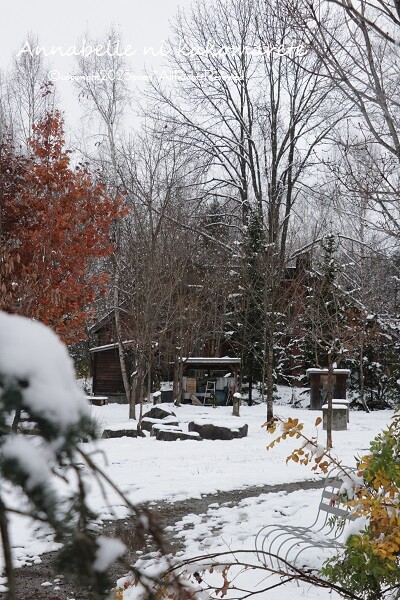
[0,313,196,600]
[68,340,92,378]
[362,345,400,409]
[322,532,400,600]
[239,209,266,390]
[266,411,400,598]
[322,412,400,598]
[302,235,352,366]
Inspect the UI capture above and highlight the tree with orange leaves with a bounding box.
[0,110,125,343]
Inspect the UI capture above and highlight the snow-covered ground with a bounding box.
[1,389,395,598]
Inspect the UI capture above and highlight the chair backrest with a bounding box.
[317,467,358,522]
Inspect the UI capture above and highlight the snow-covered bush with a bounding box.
[0,312,125,599]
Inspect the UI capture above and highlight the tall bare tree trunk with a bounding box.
[113,247,133,414]
[359,336,369,413]
[266,341,274,421]
[326,358,335,449]
[129,376,137,420]
[173,355,182,407]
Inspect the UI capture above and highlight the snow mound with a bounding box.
[0,311,89,429]
[93,536,126,571]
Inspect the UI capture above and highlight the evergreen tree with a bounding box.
[237,209,266,406]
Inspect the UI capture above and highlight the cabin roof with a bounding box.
[89,340,134,353]
[306,368,351,375]
[180,357,241,365]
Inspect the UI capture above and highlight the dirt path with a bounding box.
[1,479,324,600]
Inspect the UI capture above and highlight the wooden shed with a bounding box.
[89,341,133,399]
[180,357,241,405]
[306,368,351,410]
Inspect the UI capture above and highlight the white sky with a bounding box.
[1,0,192,133]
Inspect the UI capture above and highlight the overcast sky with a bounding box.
[2,0,192,132]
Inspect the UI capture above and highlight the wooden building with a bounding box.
[89,309,134,400]
[306,368,351,410]
[180,357,241,405]
[90,341,133,398]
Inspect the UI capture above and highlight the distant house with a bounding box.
[88,254,313,399]
[89,252,386,401]
[89,310,133,399]
[89,308,239,402]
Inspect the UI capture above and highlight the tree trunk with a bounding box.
[172,351,182,406]
[147,361,152,404]
[11,409,20,433]
[129,377,137,420]
[248,373,253,406]
[359,334,369,412]
[266,342,274,421]
[113,235,132,407]
[326,358,334,449]
[0,496,16,600]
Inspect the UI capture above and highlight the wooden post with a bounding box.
[232,392,241,417]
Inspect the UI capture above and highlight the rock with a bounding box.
[156,429,202,441]
[141,416,180,432]
[188,422,248,440]
[143,406,176,420]
[102,428,142,439]
[161,415,180,425]
[150,424,183,436]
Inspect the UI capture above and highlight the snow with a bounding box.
[2,436,52,490]
[89,340,134,353]
[189,418,247,429]
[306,368,351,374]
[0,312,89,430]
[141,416,177,425]
[93,536,127,572]
[342,516,369,542]
[84,400,390,509]
[118,489,350,599]
[151,424,182,432]
[0,377,395,598]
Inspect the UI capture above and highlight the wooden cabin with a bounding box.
[90,340,134,398]
[89,309,134,400]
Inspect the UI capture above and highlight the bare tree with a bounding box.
[116,124,234,415]
[73,27,134,409]
[292,0,400,241]
[8,33,56,144]
[147,0,342,417]
[327,0,400,47]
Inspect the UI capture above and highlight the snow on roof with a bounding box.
[306,368,351,375]
[180,357,241,364]
[89,340,134,353]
